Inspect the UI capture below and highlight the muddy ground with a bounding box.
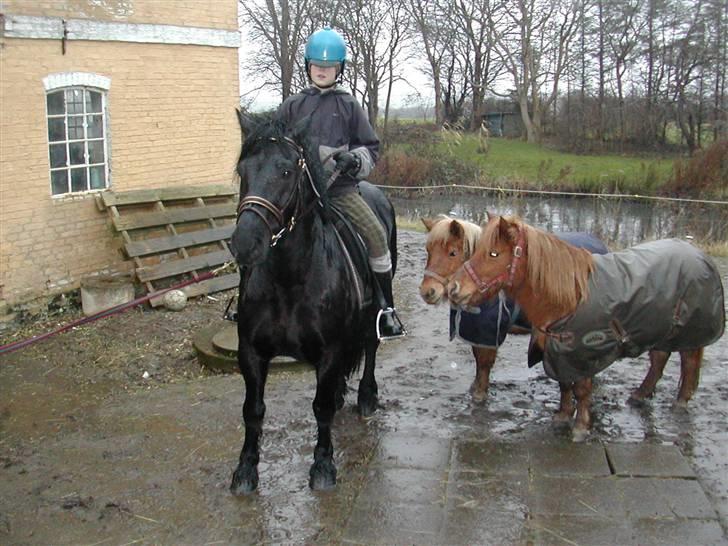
[1,229,727,544]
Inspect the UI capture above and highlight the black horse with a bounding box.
[228,111,397,494]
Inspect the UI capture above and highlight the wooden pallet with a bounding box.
[96,185,239,306]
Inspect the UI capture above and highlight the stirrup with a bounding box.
[376,308,407,341]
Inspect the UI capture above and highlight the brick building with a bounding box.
[0,1,240,308]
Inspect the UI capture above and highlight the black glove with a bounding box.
[333,151,361,175]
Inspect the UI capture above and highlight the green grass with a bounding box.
[440,135,675,194]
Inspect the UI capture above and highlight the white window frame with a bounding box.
[43,73,111,197]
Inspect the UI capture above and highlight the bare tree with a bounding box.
[492,0,580,143]
[239,0,316,103]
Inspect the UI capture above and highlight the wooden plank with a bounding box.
[99,185,237,208]
[149,273,239,307]
[112,203,237,231]
[136,249,233,282]
[124,225,235,257]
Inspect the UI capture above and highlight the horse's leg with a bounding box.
[358,335,380,417]
[310,359,342,490]
[572,377,593,442]
[470,346,496,403]
[675,348,703,409]
[629,350,670,406]
[230,351,269,495]
[553,382,575,422]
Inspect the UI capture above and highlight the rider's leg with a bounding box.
[330,191,404,338]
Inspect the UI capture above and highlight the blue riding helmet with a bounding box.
[304,27,347,72]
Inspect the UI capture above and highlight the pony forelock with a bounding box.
[427,215,481,257]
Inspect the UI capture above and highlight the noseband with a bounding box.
[237,136,321,247]
[463,229,525,295]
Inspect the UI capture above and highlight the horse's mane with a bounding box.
[427,215,481,258]
[237,111,330,212]
[483,216,594,309]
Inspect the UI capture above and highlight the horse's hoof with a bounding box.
[230,465,258,496]
[552,411,573,423]
[672,399,689,411]
[357,395,379,418]
[572,427,590,443]
[309,459,337,491]
[470,389,488,403]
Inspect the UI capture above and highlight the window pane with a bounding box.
[69,142,85,165]
[48,118,66,142]
[47,91,65,115]
[86,90,102,113]
[88,140,104,163]
[87,115,103,138]
[66,89,84,114]
[71,167,88,192]
[68,116,84,139]
[89,166,106,189]
[49,143,67,168]
[51,170,69,195]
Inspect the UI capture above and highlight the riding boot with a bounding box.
[374,271,406,339]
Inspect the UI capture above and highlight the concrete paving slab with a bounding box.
[529,442,612,477]
[452,439,530,477]
[525,515,634,546]
[372,433,452,470]
[630,517,728,546]
[652,478,719,519]
[529,476,631,518]
[607,442,696,478]
[342,501,444,544]
[356,467,448,507]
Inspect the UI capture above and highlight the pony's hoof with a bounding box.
[572,427,590,443]
[552,411,573,423]
[470,389,488,403]
[672,399,689,412]
[230,465,258,496]
[627,389,652,406]
[309,459,337,491]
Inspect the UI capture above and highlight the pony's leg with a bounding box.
[553,382,575,422]
[230,352,269,495]
[629,350,670,406]
[675,348,703,409]
[572,377,593,442]
[310,361,342,490]
[358,336,380,417]
[470,346,496,403]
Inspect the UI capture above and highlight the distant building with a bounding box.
[482,111,524,138]
[0,1,241,307]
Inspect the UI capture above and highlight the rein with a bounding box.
[463,228,525,295]
[237,136,335,247]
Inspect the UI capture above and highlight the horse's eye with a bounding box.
[449,249,458,257]
[282,169,292,177]
[489,250,499,258]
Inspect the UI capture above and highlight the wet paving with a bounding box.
[1,229,727,545]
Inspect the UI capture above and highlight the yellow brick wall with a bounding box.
[0,0,238,30]
[0,37,240,305]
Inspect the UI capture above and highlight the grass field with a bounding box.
[439,134,675,194]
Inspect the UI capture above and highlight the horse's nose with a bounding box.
[448,281,460,301]
[420,285,436,303]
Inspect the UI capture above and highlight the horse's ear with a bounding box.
[236,108,256,136]
[421,217,436,232]
[497,216,519,243]
[449,220,464,239]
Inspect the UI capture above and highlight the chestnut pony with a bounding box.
[448,214,725,441]
[420,215,608,410]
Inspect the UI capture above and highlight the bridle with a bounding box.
[462,228,525,296]
[236,136,326,247]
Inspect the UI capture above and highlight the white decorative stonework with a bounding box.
[3,14,240,48]
[43,72,111,92]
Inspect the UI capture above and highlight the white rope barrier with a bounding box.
[377,183,728,206]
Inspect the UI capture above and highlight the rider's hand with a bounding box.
[333,151,361,175]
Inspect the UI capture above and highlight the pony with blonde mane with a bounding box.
[448,214,725,441]
[420,214,608,408]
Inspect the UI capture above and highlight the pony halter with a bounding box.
[236,136,321,247]
[463,228,525,295]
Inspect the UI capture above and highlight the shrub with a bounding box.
[663,140,728,199]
